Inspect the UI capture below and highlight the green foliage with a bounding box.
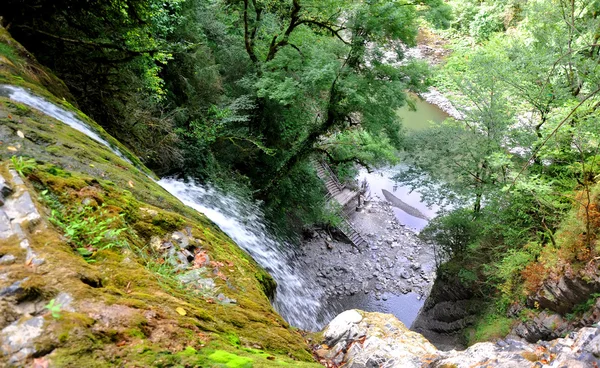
[9,156,36,177]
[467,311,514,345]
[567,293,600,320]
[44,298,63,319]
[420,208,479,261]
[48,203,127,263]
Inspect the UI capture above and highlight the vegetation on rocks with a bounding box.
[401,0,600,346]
[0,28,319,366]
[3,0,600,364]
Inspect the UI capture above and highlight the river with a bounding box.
[361,94,448,232]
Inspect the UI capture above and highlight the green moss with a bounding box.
[209,350,253,368]
[0,42,17,62]
[0,27,320,364]
[226,333,241,347]
[466,311,515,345]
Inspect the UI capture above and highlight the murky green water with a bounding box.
[397,94,449,131]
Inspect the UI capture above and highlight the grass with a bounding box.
[9,155,36,176]
[0,42,18,63]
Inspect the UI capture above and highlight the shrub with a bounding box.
[420,208,479,262]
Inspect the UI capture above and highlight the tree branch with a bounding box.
[15,25,159,55]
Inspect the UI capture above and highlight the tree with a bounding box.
[227,0,452,191]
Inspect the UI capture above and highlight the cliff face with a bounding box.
[411,275,480,350]
[0,26,320,367]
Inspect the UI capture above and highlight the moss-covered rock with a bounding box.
[0,25,319,367]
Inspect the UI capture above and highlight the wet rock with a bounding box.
[0,278,27,297]
[0,316,45,364]
[0,210,13,239]
[171,231,190,249]
[0,254,16,265]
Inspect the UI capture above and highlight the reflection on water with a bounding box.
[334,292,425,328]
[397,93,449,131]
[358,94,448,231]
[359,167,436,232]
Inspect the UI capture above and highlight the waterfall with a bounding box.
[0,84,325,331]
[158,179,325,330]
[0,85,129,162]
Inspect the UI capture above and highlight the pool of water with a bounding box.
[359,94,448,232]
[358,167,437,232]
[397,93,449,132]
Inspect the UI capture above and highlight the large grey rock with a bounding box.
[319,310,437,368]
[0,316,45,364]
[319,310,600,367]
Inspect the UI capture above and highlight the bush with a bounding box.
[469,4,505,41]
[420,208,479,262]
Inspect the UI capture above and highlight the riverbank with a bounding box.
[299,192,437,329]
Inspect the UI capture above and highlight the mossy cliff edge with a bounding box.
[0,25,319,367]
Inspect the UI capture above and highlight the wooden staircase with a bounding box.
[313,158,344,198]
[311,157,369,250]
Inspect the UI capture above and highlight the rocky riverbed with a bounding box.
[299,195,437,328]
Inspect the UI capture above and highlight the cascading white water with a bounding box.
[158,179,325,330]
[0,84,325,330]
[0,85,129,161]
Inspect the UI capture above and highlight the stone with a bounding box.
[0,175,13,198]
[584,334,600,357]
[0,210,12,239]
[0,254,16,265]
[1,316,45,364]
[25,247,44,266]
[55,292,75,312]
[149,236,162,251]
[216,293,236,304]
[323,310,364,346]
[3,191,41,226]
[0,278,27,297]
[171,231,190,249]
[320,311,436,368]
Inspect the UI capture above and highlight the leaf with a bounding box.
[175,307,187,316]
[193,251,209,268]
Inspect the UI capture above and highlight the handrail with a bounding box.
[319,160,345,192]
